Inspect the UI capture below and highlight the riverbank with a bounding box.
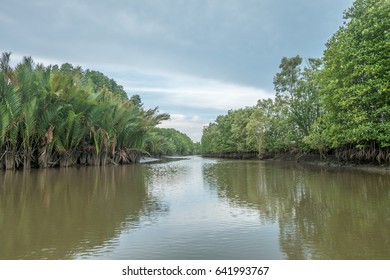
[4,154,390,260]
[203,152,390,174]
[202,152,258,159]
[272,153,390,174]
[140,156,191,164]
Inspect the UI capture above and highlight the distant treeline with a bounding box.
[0,54,197,170]
[147,127,200,157]
[202,0,390,163]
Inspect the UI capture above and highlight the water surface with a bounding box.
[1,156,389,259]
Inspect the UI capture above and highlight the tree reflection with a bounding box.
[203,160,390,259]
[0,165,163,259]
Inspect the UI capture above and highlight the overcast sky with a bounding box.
[1,0,353,141]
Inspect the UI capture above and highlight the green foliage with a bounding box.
[312,0,390,154]
[84,69,128,101]
[202,0,390,163]
[255,97,294,152]
[129,94,143,108]
[274,55,322,140]
[146,127,196,156]
[201,58,322,156]
[201,107,259,154]
[0,53,173,169]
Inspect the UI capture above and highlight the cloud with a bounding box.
[1,0,354,142]
[0,11,15,24]
[191,116,200,122]
[168,114,187,121]
[1,0,353,91]
[127,71,273,111]
[136,84,271,110]
[119,69,274,141]
[158,114,207,142]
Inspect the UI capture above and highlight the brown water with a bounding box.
[1,156,390,259]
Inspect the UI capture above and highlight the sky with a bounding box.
[0,0,354,142]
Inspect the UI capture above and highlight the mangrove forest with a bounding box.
[0,54,197,170]
[202,0,390,164]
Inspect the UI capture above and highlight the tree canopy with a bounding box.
[146,127,198,157]
[318,0,390,150]
[0,53,194,170]
[202,0,390,163]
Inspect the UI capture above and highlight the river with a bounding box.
[1,156,389,259]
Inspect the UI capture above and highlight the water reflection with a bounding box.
[0,165,163,259]
[2,157,390,259]
[203,160,390,259]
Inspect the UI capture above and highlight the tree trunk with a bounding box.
[129,151,141,163]
[39,146,51,168]
[79,152,87,165]
[60,153,76,167]
[23,149,32,169]
[100,151,108,166]
[60,150,82,167]
[87,152,100,166]
[0,150,5,170]
[5,151,15,170]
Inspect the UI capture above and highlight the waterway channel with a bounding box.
[1,156,389,259]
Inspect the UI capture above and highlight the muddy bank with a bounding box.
[266,152,390,174]
[140,156,191,164]
[203,152,390,173]
[202,152,258,159]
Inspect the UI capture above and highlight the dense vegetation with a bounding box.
[146,127,199,157]
[0,53,196,170]
[202,0,390,163]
